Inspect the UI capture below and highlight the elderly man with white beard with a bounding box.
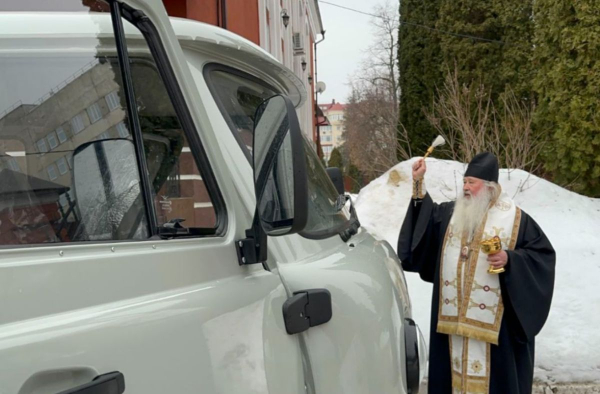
[398,152,555,394]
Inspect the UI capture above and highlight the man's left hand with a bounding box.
[487,250,508,269]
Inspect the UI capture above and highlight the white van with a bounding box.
[0,1,425,393]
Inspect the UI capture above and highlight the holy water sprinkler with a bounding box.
[423,135,446,159]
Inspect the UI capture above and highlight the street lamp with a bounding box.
[308,75,313,85]
[281,9,290,28]
[301,58,307,72]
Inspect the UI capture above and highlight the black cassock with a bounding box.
[398,193,555,394]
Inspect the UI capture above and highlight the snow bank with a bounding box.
[354,158,600,383]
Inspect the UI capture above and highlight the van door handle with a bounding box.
[56,371,125,394]
[282,289,333,334]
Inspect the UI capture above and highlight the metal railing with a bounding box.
[0,100,23,120]
[29,59,100,109]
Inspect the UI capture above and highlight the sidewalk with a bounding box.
[419,382,600,393]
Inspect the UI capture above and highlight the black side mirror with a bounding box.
[326,167,345,195]
[253,95,308,236]
[237,95,309,268]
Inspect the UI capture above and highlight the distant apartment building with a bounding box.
[318,99,346,163]
[162,0,324,143]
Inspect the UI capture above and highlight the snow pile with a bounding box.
[354,158,600,383]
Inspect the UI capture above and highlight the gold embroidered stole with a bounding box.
[450,335,491,394]
[437,192,521,343]
[438,192,522,394]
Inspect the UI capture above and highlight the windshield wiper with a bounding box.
[339,195,361,242]
[334,194,348,212]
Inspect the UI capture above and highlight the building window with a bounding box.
[97,131,110,140]
[322,135,332,142]
[47,132,59,150]
[87,103,102,124]
[47,164,58,181]
[37,138,48,153]
[70,114,85,134]
[56,157,68,175]
[105,91,120,111]
[56,126,68,143]
[116,122,129,138]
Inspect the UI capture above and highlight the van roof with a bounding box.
[0,12,306,107]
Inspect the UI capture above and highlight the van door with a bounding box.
[0,1,304,393]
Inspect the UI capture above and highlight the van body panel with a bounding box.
[0,4,420,393]
[0,239,305,394]
[271,229,410,393]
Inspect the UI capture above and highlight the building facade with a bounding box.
[318,99,345,163]
[162,0,324,143]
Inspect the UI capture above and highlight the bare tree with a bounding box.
[425,67,546,182]
[344,83,399,180]
[425,67,492,162]
[495,89,545,176]
[342,2,410,180]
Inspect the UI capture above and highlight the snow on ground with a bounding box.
[354,157,600,383]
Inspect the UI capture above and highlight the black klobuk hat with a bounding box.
[464,152,499,183]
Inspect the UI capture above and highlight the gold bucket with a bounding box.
[480,236,505,274]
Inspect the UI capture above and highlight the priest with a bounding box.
[398,152,555,394]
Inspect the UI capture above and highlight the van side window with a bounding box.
[0,11,219,245]
[124,56,217,230]
[205,65,352,239]
[205,68,277,156]
[0,47,146,243]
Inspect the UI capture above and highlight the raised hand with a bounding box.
[412,159,426,180]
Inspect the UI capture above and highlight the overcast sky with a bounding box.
[316,0,392,105]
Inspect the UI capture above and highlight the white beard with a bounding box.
[452,187,494,239]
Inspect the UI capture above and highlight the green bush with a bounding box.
[327,147,344,170]
[348,164,364,194]
[533,1,600,196]
[398,0,443,156]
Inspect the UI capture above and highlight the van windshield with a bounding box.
[206,67,351,238]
